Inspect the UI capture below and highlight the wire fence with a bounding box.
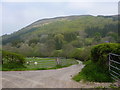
[25,57,78,69]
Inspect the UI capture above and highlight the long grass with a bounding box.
[73,60,113,82]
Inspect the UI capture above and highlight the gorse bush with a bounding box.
[91,43,120,68]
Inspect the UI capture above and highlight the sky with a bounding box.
[1,0,119,35]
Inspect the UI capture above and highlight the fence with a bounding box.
[25,57,78,69]
[109,53,120,82]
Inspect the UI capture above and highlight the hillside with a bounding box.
[2,15,118,58]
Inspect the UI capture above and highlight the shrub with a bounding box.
[2,63,25,69]
[2,50,25,69]
[73,43,120,82]
[91,43,120,68]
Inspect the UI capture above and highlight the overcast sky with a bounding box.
[1,0,119,35]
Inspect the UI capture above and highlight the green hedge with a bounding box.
[2,50,25,69]
[91,43,120,68]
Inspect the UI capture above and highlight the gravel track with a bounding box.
[1,62,112,88]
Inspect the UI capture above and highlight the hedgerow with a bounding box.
[2,50,25,69]
[91,43,120,68]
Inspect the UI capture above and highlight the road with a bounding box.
[1,62,111,88]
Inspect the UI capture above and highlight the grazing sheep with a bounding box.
[26,61,29,65]
[34,62,38,65]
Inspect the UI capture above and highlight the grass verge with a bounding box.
[2,64,73,71]
[73,60,113,82]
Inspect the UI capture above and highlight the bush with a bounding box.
[2,50,25,69]
[91,43,120,68]
[73,43,120,82]
[2,63,25,69]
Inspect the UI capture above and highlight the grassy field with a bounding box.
[2,57,78,71]
[25,57,78,70]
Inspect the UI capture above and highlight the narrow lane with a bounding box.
[2,62,112,88]
[2,63,84,88]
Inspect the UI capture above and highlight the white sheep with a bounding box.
[34,62,38,65]
[26,61,29,65]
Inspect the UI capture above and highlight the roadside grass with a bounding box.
[2,57,78,71]
[73,60,113,82]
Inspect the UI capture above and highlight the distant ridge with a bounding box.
[2,14,118,45]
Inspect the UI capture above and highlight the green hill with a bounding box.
[2,15,119,58]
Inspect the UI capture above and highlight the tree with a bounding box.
[107,32,118,42]
[54,34,64,50]
[45,39,56,56]
[64,32,77,42]
[84,38,93,46]
[18,43,33,56]
[93,32,101,44]
[40,39,55,57]
[62,44,74,58]
[28,38,39,45]
[32,43,42,57]
[53,50,62,57]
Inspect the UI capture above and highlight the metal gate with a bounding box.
[109,53,120,82]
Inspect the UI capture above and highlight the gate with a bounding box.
[109,53,120,82]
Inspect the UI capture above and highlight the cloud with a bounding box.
[1,1,118,35]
